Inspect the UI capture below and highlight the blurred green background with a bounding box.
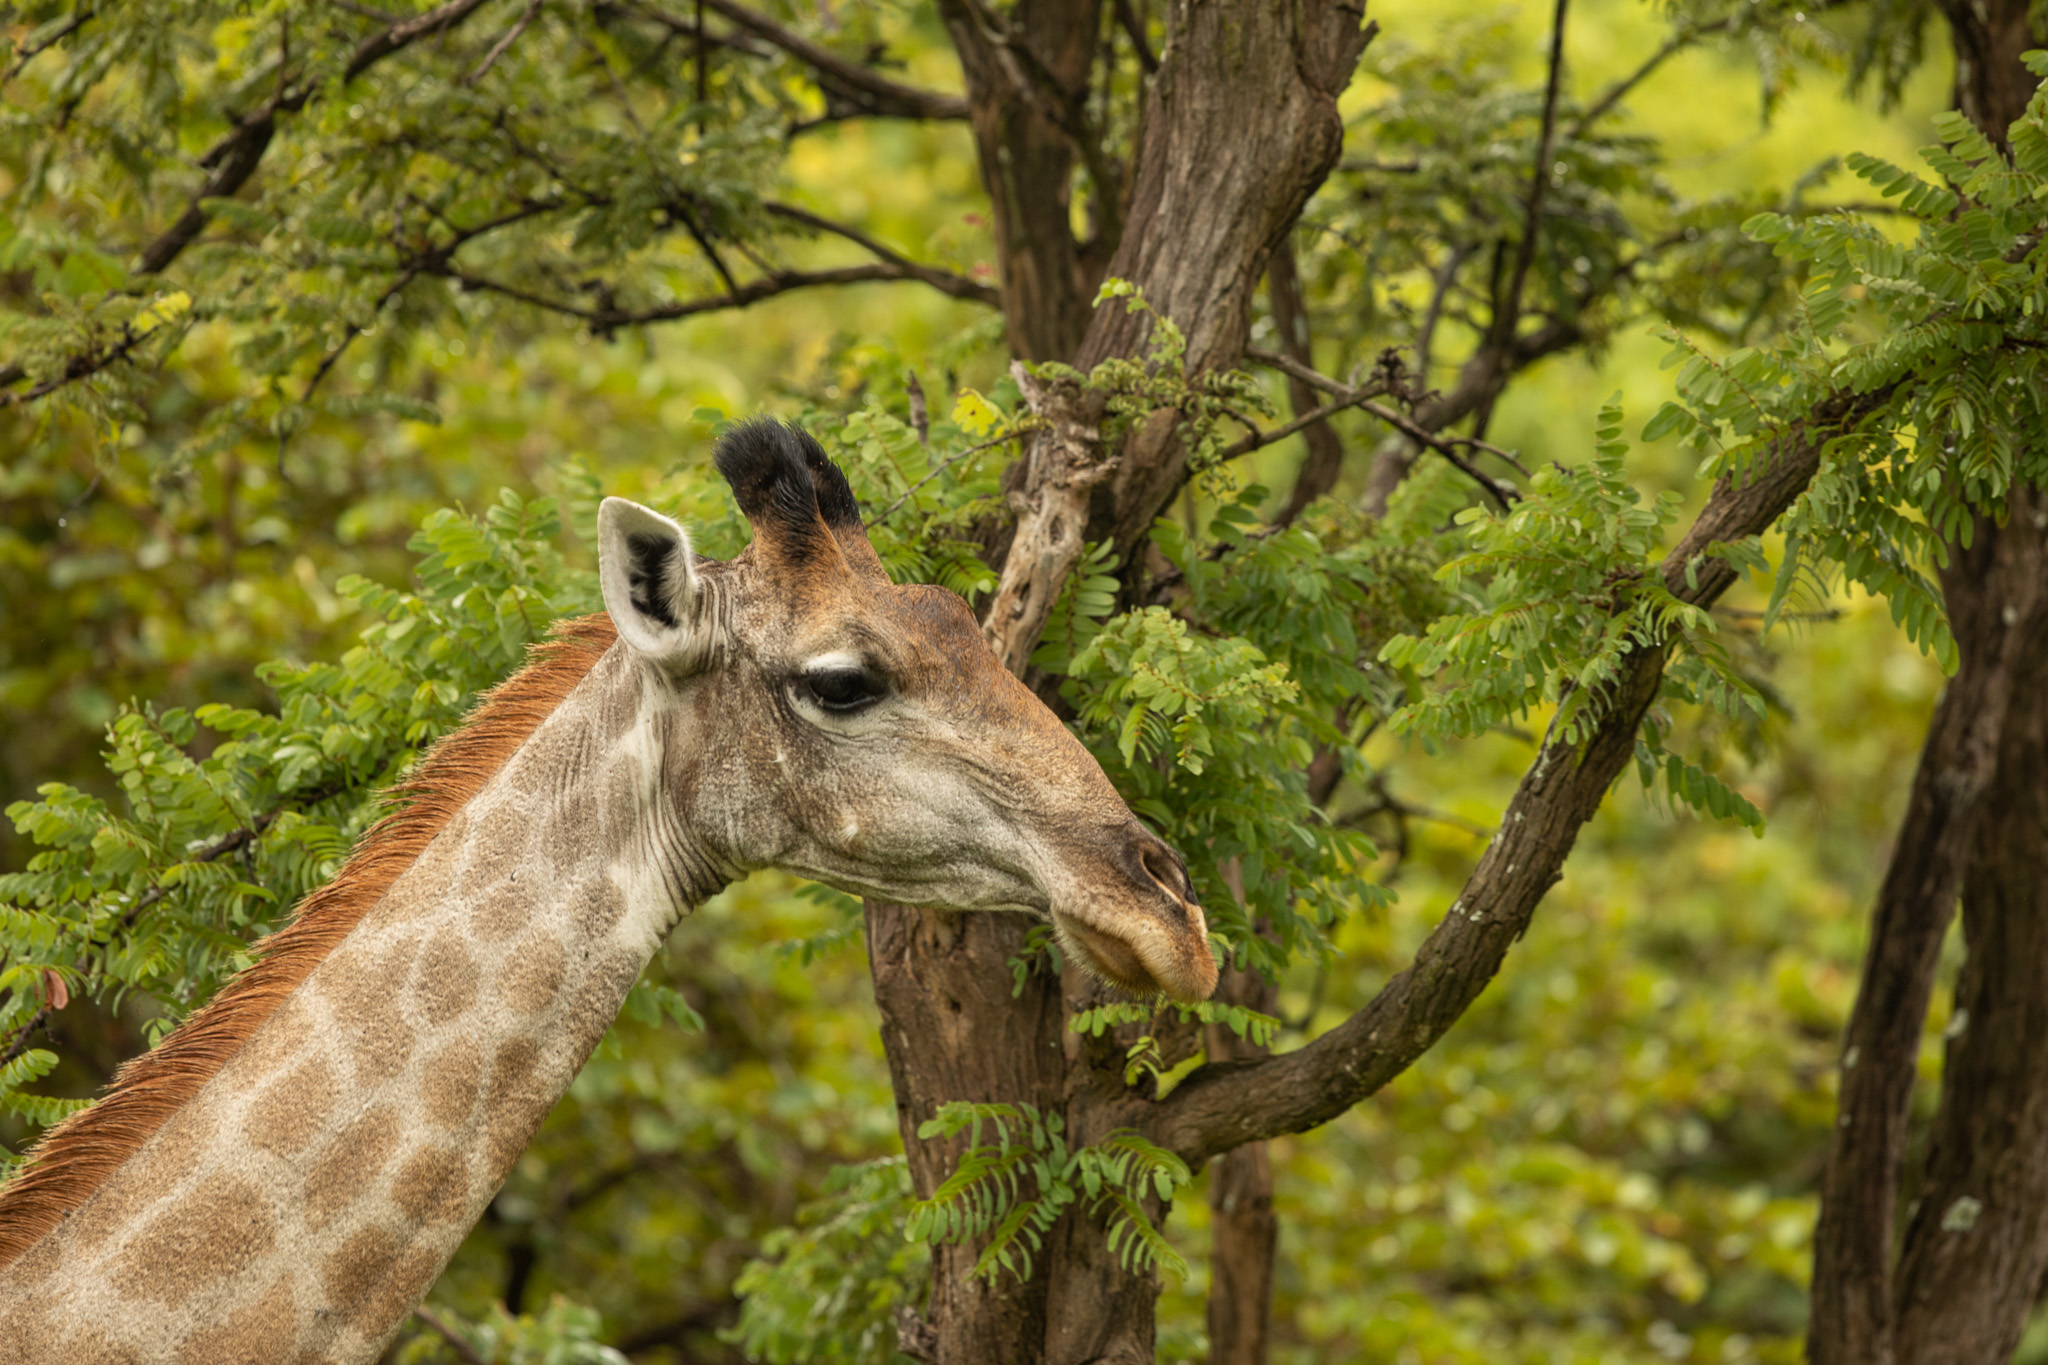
[0,1,1982,1361]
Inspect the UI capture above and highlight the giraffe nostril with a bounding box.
[1138,842,1193,906]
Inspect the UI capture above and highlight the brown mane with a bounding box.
[0,613,618,1271]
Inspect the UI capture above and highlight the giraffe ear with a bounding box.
[599,497,707,673]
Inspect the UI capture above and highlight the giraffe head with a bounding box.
[598,419,1217,1002]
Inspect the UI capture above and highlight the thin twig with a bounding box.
[762,201,1001,303]
[1341,796,1495,840]
[0,771,345,1070]
[0,1009,52,1070]
[1415,242,1478,381]
[2,10,91,84]
[304,198,566,402]
[413,1308,489,1365]
[683,0,968,119]
[441,259,991,331]
[1566,16,1731,142]
[1,322,153,407]
[464,0,542,86]
[1714,606,1844,622]
[875,428,1034,522]
[333,0,404,21]
[1487,0,1570,366]
[1240,347,1524,510]
[675,204,740,297]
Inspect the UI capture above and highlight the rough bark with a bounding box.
[980,362,1122,677]
[937,0,1107,363]
[1805,683,1992,1363]
[1041,968,1188,1365]
[866,904,1066,1365]
[1805,9,2048,1361]
[1888,495,2048,1363]
[1807,493,2048,1364]
[1267,238,1346,526]
[1204,968,1280,1365]
[1077,0,1372,563]
[869,5,1375,1361]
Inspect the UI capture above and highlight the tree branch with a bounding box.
[763,201,1000,303]
[1807,488,2048,1362]
[0,320,159,408]
[464,0,543,86]
[413,1308,489,1365]
[1239,347,1522,511]
[1485,0,1570,369]
[0,0,502,394]
[1359,314,1583,514]
[1147,380,1896,1168]
[1267,236,1348,526]
[1112,0,1158,74]
[0,775,345,1069]
[1567,16,1732,142]
[686,0,968,120]
[979,361,1120,675]
[2,10,92,84]
[439,260,993,331]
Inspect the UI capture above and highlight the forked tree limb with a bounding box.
[0,0,502,393]
[1808,21,2048,1357]
[760,201,999,303]
[1145,383,1892,1167]
[148,0,500,275]
[979,362,1125,676]
[1236,348,1519,510]
[1889,517,2048,1359]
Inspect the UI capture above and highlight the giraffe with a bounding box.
[0,419,1216,1364]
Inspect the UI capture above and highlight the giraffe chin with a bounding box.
[1052,911,1214,1004]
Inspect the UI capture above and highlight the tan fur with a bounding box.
[0,615,616,1273]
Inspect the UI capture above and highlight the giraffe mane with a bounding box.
[0,612,618,1272]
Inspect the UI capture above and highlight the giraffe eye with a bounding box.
[804,666,885,713]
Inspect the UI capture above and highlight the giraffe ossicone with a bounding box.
[0,418,1216,1363]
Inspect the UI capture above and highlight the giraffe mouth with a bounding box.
[1055,913,1162,996]
[1051,906,1216,1003]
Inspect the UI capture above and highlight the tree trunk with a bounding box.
[1890,492,2048,1362]
[1806,496,2048,1364]
[1204,968,1280,1365]
[866,905,1064,1365]
[1807,5,2048,1360]
[937,0,1106,363]
[870,4,1373,1361]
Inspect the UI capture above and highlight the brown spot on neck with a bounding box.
[0,615,619,1272]
[110,1172,274,1304]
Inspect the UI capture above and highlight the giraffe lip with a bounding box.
[1051,906,1216,1003]
[1054,912,1163,997]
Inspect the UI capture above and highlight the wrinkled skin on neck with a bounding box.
[600,422,1215,1002]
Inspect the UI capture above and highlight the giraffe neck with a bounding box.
[0,643,731,1364]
